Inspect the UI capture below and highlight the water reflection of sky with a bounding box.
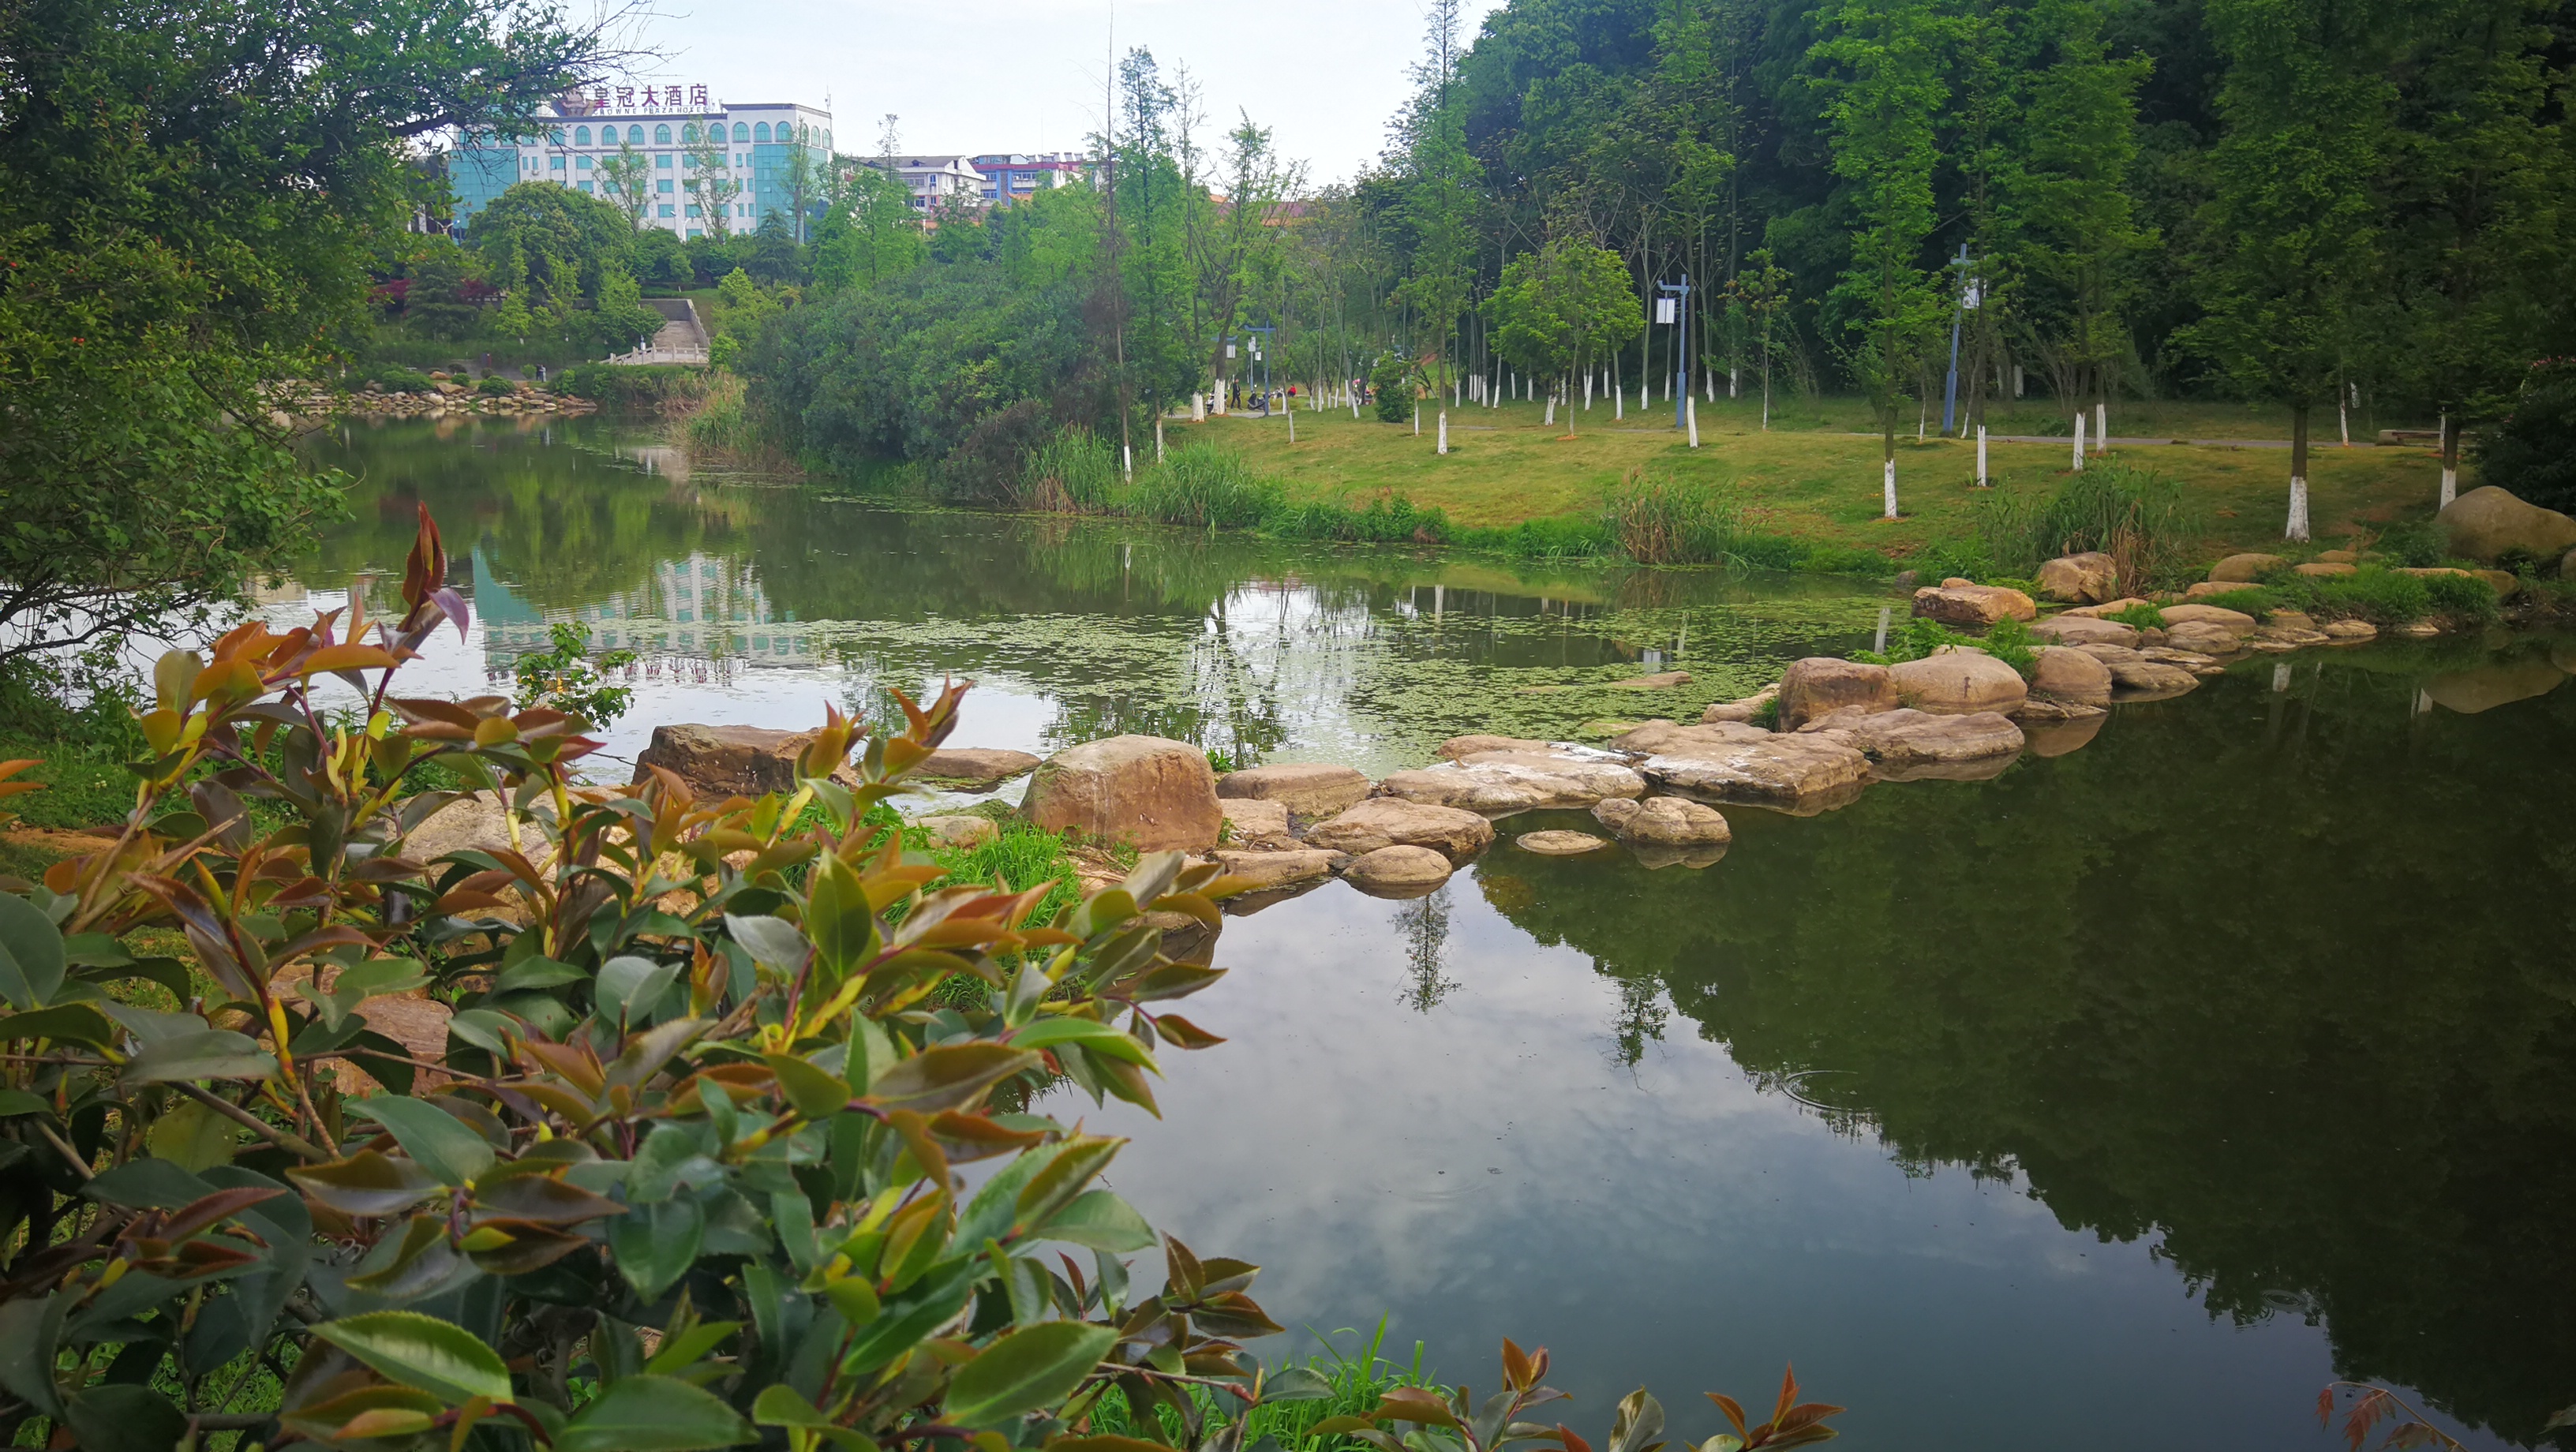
[1073,881,2458,1452]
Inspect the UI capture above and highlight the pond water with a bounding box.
[298,417,2576,1451]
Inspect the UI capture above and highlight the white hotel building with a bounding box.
[450,84,832,240]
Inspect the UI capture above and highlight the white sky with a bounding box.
[617,0,1508,183]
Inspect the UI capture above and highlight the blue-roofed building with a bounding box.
[447,85,832,241]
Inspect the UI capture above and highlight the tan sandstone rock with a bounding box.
[2159,604,2258,634]
[1820,708,2025,783]
[2439,485,2576,563]
[1516,829,1614,855]
[1620,720,1870,816]
[1343,845,1455,898]
[1776,657,1896,732]
[633,723,810,799]
[1889,648,2028,716]
[1218,798,1294,848]
[1215,762,1372,819]
[1913,581,2039,628]
[1701,684,1780,724]
[2036,552,2119,604]
[1212,848,1349,891]
[912,815,1000,851]
[2031,616,2140,648]
[2208,552,2288,582]
[1305,798,1496,862]
[1376,749,1646,814]
[1591,795,1732,849]
[918,748,1043,791]
[1020,735,1223,852]
[2030,646,2114,706]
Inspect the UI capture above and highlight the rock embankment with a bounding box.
[282,374,599,422]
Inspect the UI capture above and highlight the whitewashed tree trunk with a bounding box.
[1882,458,1899,519]
[1193,392,1206,423]
[1413,404,1420,436]
[1584,372,1592,410]
[2286,476,2311,541]
[1157,417,1166,461]
[1123,443,1133,481]
[2095,401,2106,454]
[1977,425,1988,486]
[1687,396,1698,447]
[2072,414,2086,470]
[1545,394,1555,426]
[1436,410,1445,454]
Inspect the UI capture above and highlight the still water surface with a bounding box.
[298,417,2576,1451]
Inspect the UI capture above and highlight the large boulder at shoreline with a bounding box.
[1913,580,2039,627]
[1592,795,1732,850]
[2400,565,2521,597]
[2208,552,2288,582]
[1819,708,2025,783]
[2024,711,2110,758]
[1020,735,1222,851]
[1306,798,1496,862]
[1777,657,1896,732]
[1212,847,1348,890]
[918,747,1043,791]
[2030,646,2114,706]
[1215,762,1372,819]
[2036,552,2119,604]
[634,724,807,799]
[1436,734,1549,759]
[1377,748,1645,815]
[1619,720,1870,816]
[2031,616,2140,648]
[2439,485,2576,563]
[2185,580,2267,601]
[1889,648,2028,716]
[1343,845,1455,898]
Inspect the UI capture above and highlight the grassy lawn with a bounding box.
[1183,395,2454,563]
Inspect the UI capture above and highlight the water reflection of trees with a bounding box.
[1468,664,2576,1446]
[1394,889,1458,1013]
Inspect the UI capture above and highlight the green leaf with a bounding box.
[867,1042,1039,1115]
[1261,1368,1335,1403]
[1008,1017,1155,1067]
[945,1321,1118,1428]
[1014,1136,1124,1233]
[1039,1190,1158,1252]
[146,1097,242,1171]
[0,890,67,1009]
[121,1029,277,1084]
[85,1158,216,1209]
[346,1095,496,1186]
[288,1149,444,1217]
[0,1291,66,1416]
[494,956,586,993]
[0,1003,118,1050]
[559,1372,754,1452]
[766,1053,852,1119]
[805,852,878,977]
[311,1310,514,1407]
[751,1383,830,1428]
[724,913,808,972]
[609,1196,704,1299]
[64,1383,188,1452]
[0,1087,49,1118]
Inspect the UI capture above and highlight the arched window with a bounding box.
[627,125,644,144]
[754,122,771,141]
[732,122,749,141]
[549,129,564,144]
[575,125,591,145]
[681,122,699,143]
[653,124,671,144]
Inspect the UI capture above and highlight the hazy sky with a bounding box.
[620,0,1507,182]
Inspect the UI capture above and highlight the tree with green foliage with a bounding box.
[1191,116,1302,409]
[1811,0,1953,518]
[778,121,824,243]
[2383,0,2570,507]
[2180,0,2394,541]
[0,0,619,671]
[683,124,744,241]
[595,138,654,229]
[812,164,929,291]
[1489,234,1646,436]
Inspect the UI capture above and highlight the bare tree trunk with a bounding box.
[2286,402,2312,541]
[2439,412,2460,507]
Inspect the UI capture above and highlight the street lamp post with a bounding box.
[1656,276,1692,430]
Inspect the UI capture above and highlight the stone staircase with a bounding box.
[607,298,709,365]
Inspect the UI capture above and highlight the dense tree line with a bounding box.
[741,0,2576,537]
